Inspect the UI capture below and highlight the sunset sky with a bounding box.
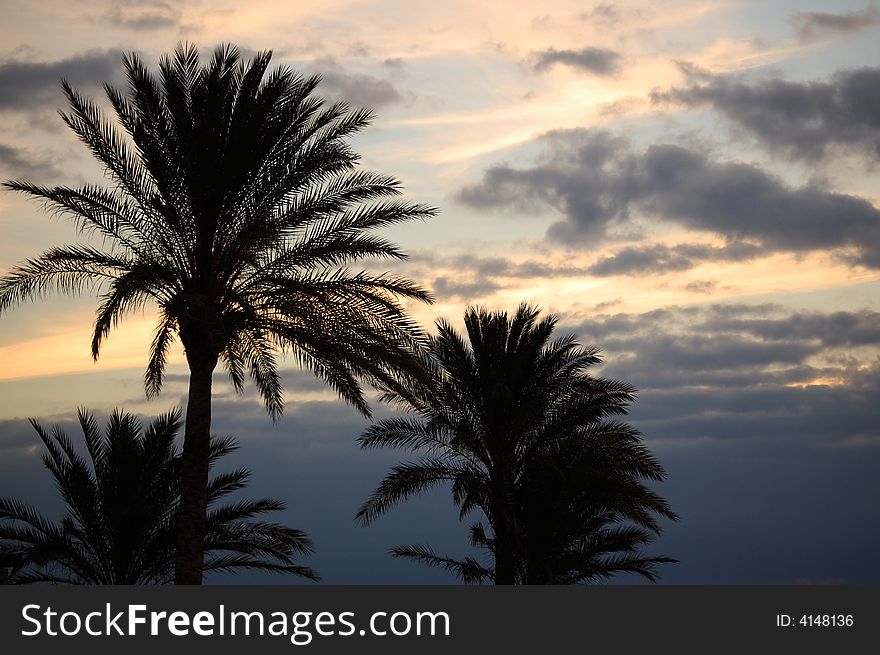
[1,0,878,583]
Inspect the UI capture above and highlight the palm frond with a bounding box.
[359,304,677,584]
[1,410,317,584]
[391,544,491,584]
[356,458,459,525]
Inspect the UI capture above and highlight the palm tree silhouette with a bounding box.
[0,43,434,583]
[357,304,677,584]
[0,408,317,584]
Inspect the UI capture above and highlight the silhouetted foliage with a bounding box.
[0,409,318,584]
[0,43,435,582]
[358,303,677,584]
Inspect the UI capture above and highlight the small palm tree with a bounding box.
[0,43,434,583]
[0,409,318,584]
[357,304,677,584]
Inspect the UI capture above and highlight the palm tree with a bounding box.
[0,43,434,583]
[357,304,677,584]
[0,408,318,584]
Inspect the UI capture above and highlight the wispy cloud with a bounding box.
[309,57,408,110]
[792,3,880,41]
[588,242,761,276]
[578,2,624,28]
[402,251,595,301]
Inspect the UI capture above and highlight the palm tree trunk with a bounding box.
[493,520,517,585]
[494,549,516,584]
[175,355,216,584]
[493,487,518,585]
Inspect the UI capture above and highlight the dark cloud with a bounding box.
[311,58,406,110]
[2,301,879,584]
[531,47,622,76]
[574,304,880,392]
[792,4,880,41]
[588,242,762,276]
[0,49,124,112]
[457,129,880,267]
[0,418,43,457]
[583,303,880,348]
[589,244,694,276]
[652,66,880,161]
[430,276,501,300]
[612,332,820,377]
[702,308,880,348]
[0,142,62,181]
[629,373,880,447]
[566,300,880,565]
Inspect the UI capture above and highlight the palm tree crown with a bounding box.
[0,43,435,582]
[357,304,677,584]
[0,409,317,584]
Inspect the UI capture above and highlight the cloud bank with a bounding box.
[0,49,124,112]
[457,129,880,267]
[652,66,880,162]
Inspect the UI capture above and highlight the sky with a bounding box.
[0,0,879,584]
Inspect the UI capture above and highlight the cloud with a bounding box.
[412,251,593,279]
[564,302,880,531]
[0,417,43,457]
[457,129,880,267]
[580,303,880,349]
[683,279,718,294]
[652,66,880,161]
[577,2,650,30]
[792,4,880,41]
[578,3,622,28]
[587,242,762,276]
[628,370,880,446]
[430,276,501,300]
[103,1,182,30]
[0,143,62,181]
[311,57,406,110]
[382,57,405,70]
[0,49,124,113]
[402,251,596,301]
[701,307,880,349]
[3,302,880,584]
[531,47,622,76]
[593,297,623,312]
[574,304,880,392]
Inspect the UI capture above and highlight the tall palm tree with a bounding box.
[0,43,434,583]
[357,304,677,584]
[0,409,318,584]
